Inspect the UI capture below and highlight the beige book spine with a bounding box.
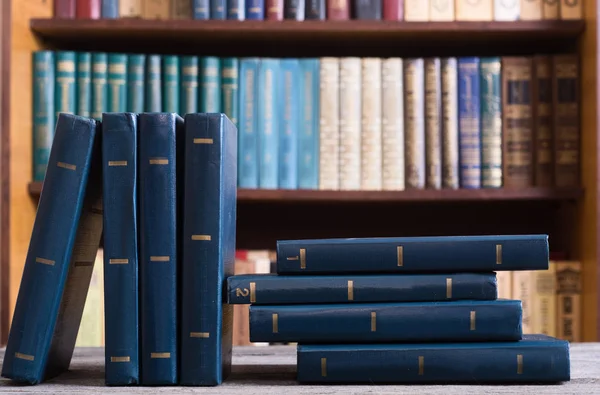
[382,58,405,191]
[441,58,460,189]
[360,58,383,191]
[512,270,534,334]
[496,271,513,299]
[232,257,252,347]
[456,0,493,21]
[119,0,142,17]
[560,0,583,19]
[171,0,193,18]
[339,58,362,191]
[520,0,543,19]
[542,0,559,18]
[531,264,557,337]
[430,0,454,21]
[405,0,430,21]
[142,0,170,19]
[404,58,426,189]
[319,58,340,190]
[425,58,442,189]
[75,249,105,347]
[556,260,582,342]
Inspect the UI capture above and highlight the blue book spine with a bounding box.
[278,59,299,190]
[238,58,260,188]
[297,335,570,383]
[199,56,221,113]
[227,273,497,304]
[55,51,77,116]
[101,0,119,18]
[480,57,503,188]
[2,114,100,384]
[221,58,239,128]
[227,0,245,19]
[458,57,481,189]
[258,58,279,189]
[91,52,108,121]
[245,0,264,19]
[276,235,549,274]
[76,52,92,118]
[145,55,162,112]
[180,113,237,386]
[297,59,319,189]
[32,51,55,182]
[194,0,210,19]
[211,0,226,18]
[126,54,145,113]
[250,300,522,343]
[102,113,139,386]
[138,113,181,385]
[162,55,180,114]
[180,56,199,115]
[107,54,128,112]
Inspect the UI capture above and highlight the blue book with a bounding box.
[55,51,76,115]
[297,335,570,383]
[126,54,145,113]
[180,56,199,115]
[107,54,127,112]
[227,273,497,305]
[258,58,280,189]
[101,0,119,18]
[250,299,522,343]
[102,113,139,386]
[211,0,226,18]
[145,55,162,112]
[458,57,482,189]
[297,58,319,189]
[2,114,102,384]
[245,0,264,19]
[91,53,108,121]
[276,235,549,274]
[180,113,237,386]
[138,113,182,385]
[238,58,260,188]
[227,0,245,19]
[278,59,299,190]
[194,0,210,19]
[76,52,92,118]
[480,57,503,188]
[32,51,55,182]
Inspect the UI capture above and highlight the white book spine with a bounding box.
[318,58,340,190]
[360,58,383,191]
[404,58,426,189]
[494,0,520,20]
[456,0,493,20]
[382,58,405,191]
[430,0,455,21]
[339,58,362,191]
[405,0,430,21]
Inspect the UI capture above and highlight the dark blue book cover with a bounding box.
[245,0,264,19]
[138,113,182,385]
[211,0,226,18]
[194,0,210,18]
[276,235,549,274]
[458,57,482,189]
[180,113,237,386]
[250,300,522,343]
[101,0,119,18]
[227,273,497,305]
[227,0,245,19]
[278,59,299,190]
[2,114,102,384]
[297,335,570,383]
[102,113,139,385]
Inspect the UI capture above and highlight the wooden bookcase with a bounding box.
[5,0,600,342]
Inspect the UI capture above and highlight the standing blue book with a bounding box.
[2,114,102,384]
[211,0,226,18]
[278,59,299,190]
[76,52,92,118]
[180,56,199,115]
[297,58,319,189]
[138,113,182,385]
[297,335,570,383]
[107,54,127,112]
[250,300,523,343]
[180,113,237,386]
[102,113,139,386]
[145,55,162,112]
[32,51,55,182]
[245,0,264,19]
[194,0,210,19]
[480,57,503,188]
[458,57,482,189]
[127,54,145,113]
[258,58,280,189]
[276,235,549,274]
[55,51,76,115]
[162,56,180,114]
[101,0,119,18]
[238,58,260,188]
[91,53,108,121]
[227,0,245,19]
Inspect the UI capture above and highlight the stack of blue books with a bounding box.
[227,235,571,384]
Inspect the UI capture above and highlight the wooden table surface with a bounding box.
[0,344,597,393]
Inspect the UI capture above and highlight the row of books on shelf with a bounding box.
[33,51,580,191]
[56,0,584,21]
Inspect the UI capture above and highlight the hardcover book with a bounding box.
[32,51,55,182]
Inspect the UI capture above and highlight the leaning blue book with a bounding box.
[227,273,497,304]
[250,299,522,343]
[276,234,548,274]
[297,335,570,383]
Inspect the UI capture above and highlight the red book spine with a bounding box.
[76,0,101,19]
[54,0,76,18]
[383,0,404,21]
[327,0,350,20]
[266,0,284,20]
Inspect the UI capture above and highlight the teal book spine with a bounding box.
[55,51,76,116]
[257,58,280,189]
[298,59,320,189]
[200,57,221,112]
[91,52,108,121]
[297,335,570,383]
[221,58,239,127]
[458,57,481,189]
[238,58,259,188]
[32,51,55,182]
[250,300,523,343]
[145,55,162,112]
[180,113,237,385]
[162,56,180,114]
[480,57,503,188]
[180,56,199,115]
[107,54,127,112]
[76,52,92,118]
[126,54,145,113]
[278,59,299,189]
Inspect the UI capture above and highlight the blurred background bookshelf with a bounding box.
[1,0,597,347]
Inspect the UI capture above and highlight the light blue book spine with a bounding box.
[55,51,76,116]
[91,53,108,121]
[258,58,280,189]
[298,59,320,189]
[278,59,299,189]
[238,58,260,188]
[480,57,503,188]
[76,52,92,118]
[107,54,127,112]
[162,55,180,114]
[180,56,199,115]
[127,54,145,113]
[145,55,162,112]
[200,56,221,113]
[32,51,55,182]
[458,57,481,189]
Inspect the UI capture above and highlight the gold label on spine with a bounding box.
[193,138,214,144]
[149,158,169,165]
[109,258,129,264]
[15,352,34,361]
[446,278,452,298]
[348,280,354,301]
[150,256,170,262]
[397,246,404,266]
[250,282,256,303]
[36,257,55,266]
[272,313,279,333]
[517,354,523,374]
[287,256,299,260]
[418,356,424,375]
[190,332,210,338]
[470,311,476,330]
[108,160,128,166]
[300,248,306,269]
[321,358,327,377]
[191,235,211,241]
[150,352,171,359]
[496,244,502,264]
[57,162,77,170]
[371,312,377,332]
[111,356,130,362]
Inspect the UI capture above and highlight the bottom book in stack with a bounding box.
[227,235,571,384]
